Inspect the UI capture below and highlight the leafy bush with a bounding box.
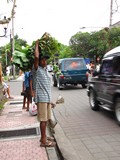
[0,99,7,113]
[12,32,59,71]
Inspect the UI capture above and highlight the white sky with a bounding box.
[0,0,120,46]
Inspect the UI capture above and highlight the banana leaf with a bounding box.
[12,32,59,71]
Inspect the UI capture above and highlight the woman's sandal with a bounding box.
[40,136,54,142]
[40,141,56,147]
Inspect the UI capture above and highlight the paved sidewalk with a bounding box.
[0,96,48,160]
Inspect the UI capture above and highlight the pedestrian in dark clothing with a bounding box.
[22,71,32,111]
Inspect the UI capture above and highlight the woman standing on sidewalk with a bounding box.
[33,40,56,147]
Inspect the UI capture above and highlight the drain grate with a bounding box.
[9,102,23,105]
[8,111,22,114]
[0,127,40,138]
[7,111,22,117]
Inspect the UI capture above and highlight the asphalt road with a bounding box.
[8,80,23,97]
[9,78,120,160]
[52,84,120,160]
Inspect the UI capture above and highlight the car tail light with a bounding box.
[86,72,88,78]
[59,75,64,79]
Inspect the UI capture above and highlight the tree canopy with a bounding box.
[1,27,120,73]
[69,27,120,60]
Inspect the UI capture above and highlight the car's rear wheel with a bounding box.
[82,83,87,88]
[115,97,120,125]
[53,80,57,87]
[53,74,57,87]
[89,89,100,111]
[57,80,63,90]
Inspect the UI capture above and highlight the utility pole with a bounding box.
[5,46,7,66]
[11,0,16,79]
[11,13,15,78]
[109,0,113,28]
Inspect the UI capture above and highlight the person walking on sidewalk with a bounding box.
[33,40,56,147]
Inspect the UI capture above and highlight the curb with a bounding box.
[54,124,80,160]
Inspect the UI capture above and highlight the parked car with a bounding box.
[52,58,88,90]
[87,46,120,125]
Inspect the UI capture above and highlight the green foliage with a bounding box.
[14,34,27,51]
[88,29,109,58]
[69,27,120,60]
[12,50,30,71]
[59,44,74,59]
[0,99,7,111]
[70,32,91,57]
[53,64,62,78]
[32,33,60,58]
[53,64,59,73]
[12,32,60,71]
[0,34,28,74]
[2,27,120,72]
[108,27,120,48]
[56,70,62,78]
[3,76,10,81]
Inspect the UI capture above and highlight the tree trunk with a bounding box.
[0,63,3,84]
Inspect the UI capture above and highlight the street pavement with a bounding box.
[51,85,120,160]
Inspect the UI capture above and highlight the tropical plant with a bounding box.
[12,32,60,71]
[0,34,27,74]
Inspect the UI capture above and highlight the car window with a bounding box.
[101,60,113,75]
[113,56,120,75]
[64,60,85,70]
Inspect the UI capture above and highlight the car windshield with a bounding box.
[64,59,85,70]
